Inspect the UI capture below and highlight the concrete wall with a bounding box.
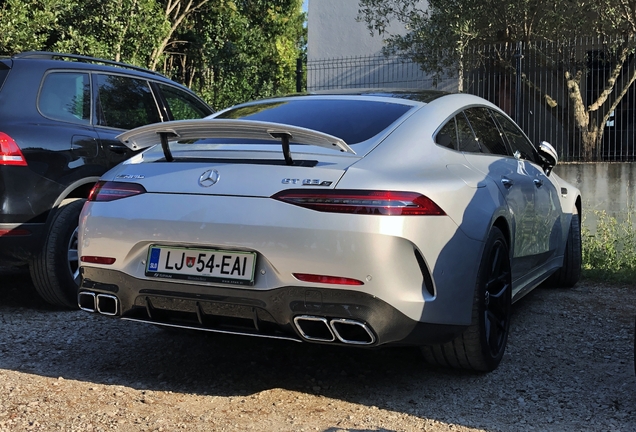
[554,163,636,225]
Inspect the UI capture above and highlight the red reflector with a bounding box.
[0,228,31,237]
[80,256,116,265]
[0,132,27,166]
[272,190,446,216]
[293,273,364,286]
[88,181,146,202]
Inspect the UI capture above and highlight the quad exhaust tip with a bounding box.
[293,316,335,342]
[294,315,376,345]
[78,291,96,313]
[78,291,119,316]
[96,294,118,316]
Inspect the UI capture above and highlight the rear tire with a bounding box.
[546,211,581,288]
[30,198,85,309]
[421,227,512,372]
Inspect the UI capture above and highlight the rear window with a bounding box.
[215,99,413,144]
[38,72,91,124]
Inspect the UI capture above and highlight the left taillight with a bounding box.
[272,189,446,216]
[88,181,147,202]
[0,132,27,166]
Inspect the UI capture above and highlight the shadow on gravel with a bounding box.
[1,270,635,431]
[0,267,61,310]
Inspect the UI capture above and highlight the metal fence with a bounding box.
[306,38,636,162]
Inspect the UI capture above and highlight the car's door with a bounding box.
[92,73,162,166]
[490,110,563,267]
[459,107,540,279]
[37,71,106,178]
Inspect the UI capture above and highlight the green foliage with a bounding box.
[52,0,169,66]
[0,0,306,110]
[582,210,636,283]
[0,0,77,53]
[164,0,305,109]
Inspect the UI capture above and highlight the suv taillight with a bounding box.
[272,189,446,216]
[88,181,147,202]
[0,132,27,166]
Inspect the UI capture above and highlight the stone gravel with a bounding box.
[1,268,635,431]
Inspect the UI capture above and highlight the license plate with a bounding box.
[145,245,256,285]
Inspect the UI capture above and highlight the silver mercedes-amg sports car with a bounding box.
[77,90,581,372]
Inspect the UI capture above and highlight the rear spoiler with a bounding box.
[116,119,355,164]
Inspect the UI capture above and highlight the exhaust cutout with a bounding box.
[330,319,375,345]
[96,294,119,316]
[78,291,96,313]
[293,315,335,342]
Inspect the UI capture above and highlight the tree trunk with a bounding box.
[580,123,600,161]
[148,0,210,71]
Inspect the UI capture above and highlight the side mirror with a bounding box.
[538,141,558,175]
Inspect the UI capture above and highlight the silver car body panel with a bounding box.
[78,92,580,344]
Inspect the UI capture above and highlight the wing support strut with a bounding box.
[269,132,294,165]
[270,132,294,166]
[158,131,178,162]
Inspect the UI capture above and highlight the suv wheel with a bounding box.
[30,198,85,308]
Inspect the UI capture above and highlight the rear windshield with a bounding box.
[215,99,413,145]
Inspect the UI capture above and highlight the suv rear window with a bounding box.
[38,72,91,124]
[216,99,413,144]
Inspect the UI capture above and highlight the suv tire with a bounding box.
[30,198,85,308]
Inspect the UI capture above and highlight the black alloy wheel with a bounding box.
[481,231,512,360]
[421,227,512,372]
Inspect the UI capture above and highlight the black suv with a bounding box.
[0,51,213,308]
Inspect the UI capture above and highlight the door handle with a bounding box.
[533,178,543,188]
[501,177,514,188]
[107,143,129,154]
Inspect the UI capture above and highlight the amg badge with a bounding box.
[281,178,332,186]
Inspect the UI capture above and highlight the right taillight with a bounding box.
[0,132,27,166]
[272,189,446,216]
[88,181,147,202]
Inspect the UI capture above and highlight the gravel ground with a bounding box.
[1,267,635,432]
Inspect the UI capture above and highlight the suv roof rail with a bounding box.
[13,51,166,78]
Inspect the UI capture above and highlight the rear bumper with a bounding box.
[0,223,47,264]
[79,266,467,347]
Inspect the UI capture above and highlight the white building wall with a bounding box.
[307,0,393,59]
[306,0,441,91]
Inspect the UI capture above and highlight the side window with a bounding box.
[435,117,457,150]
[39,72,90,124]
[456,111,480,153]
[490,110,539,163]
[464,107,510,156]
[96,74,160,129]
[158,83,211,120]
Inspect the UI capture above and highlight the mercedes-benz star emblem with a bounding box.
[198,169,220,187]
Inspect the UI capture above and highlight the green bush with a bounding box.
[582,210,636,283]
